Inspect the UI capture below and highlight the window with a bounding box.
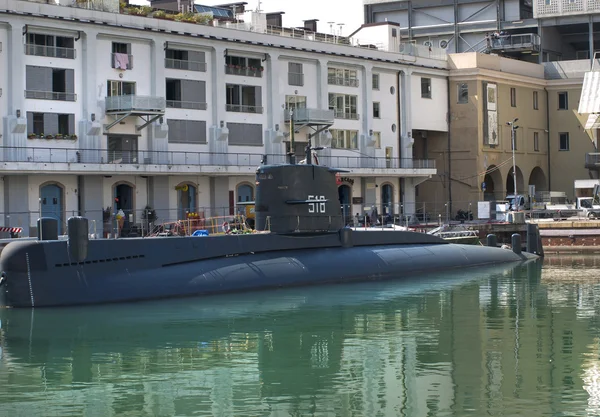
[226,84,263,113]
[373,102,381,118]
[228,122,263,146]
[533,91,539,110]
[111,42,132,70]
[559,132,570,151]
[558,92,568,110]
[285,95,307,110]
[533,131,539,151]
[107,80,136,96]
[26,33,75,59]
[167,119,207,144]
[27,112,75,137]
[225,55,263,77]
[165,49,206,72]
[421,78,431,99]
[330,129,358,149]
[328,67,359,87]
[288,62,304,86]
[510,88,516,107]
[373,131,381,148]
[328,93,358,119]
[166,79,207,109]
[372,73,380,90]
[25,66,75,101]
[458,83,468,104]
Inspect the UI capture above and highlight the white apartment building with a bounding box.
[0,0,448,236]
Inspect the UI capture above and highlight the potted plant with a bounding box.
[153,10,167,19]
[70,134,78,140]
[45,134,54,139]
[28,133,37,139]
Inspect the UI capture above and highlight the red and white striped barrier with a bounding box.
[0,227,22,233]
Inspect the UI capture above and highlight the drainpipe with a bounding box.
[447,77,452,214]
[397,70,403,207]
[545,87,551,190]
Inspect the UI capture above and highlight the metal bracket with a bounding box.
[262,53,267,62]
[308,125,332,139]
[104,112,132,131]
[136,114,163,131]
[75,31,81,41]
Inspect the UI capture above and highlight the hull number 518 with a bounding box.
[308,195,326,213]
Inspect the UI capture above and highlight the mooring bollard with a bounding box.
[512,233,522,255]
[487,234,498,248]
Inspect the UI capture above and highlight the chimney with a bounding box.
[303,19,318,32]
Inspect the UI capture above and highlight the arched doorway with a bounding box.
[506,166,525,196]
[338,184,352,224]
[528,167,548,192]
[483,165,502,201]
[40,183,64,234]
[114,182,134,235]
[381,183,394,222]
[177,183,197,220]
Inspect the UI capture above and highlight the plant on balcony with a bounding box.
[192,13,212,25]
[119,1,127,12]
[153,10,167,19]
[260,66,264,71]
[70,134,78,140]
[27,133,37,139]
[55,134,64,140]
[45,134,54,139]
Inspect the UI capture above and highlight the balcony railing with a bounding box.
[25,44,76,59]
[25,90,77,102]
[166,100,207,110]
[488,33,541,52]
[585,153,600,169]
[328,76,359,87]
[284,108,335,125]
[165,58,207,72]
[111,53,133,70]
[333,111,360,120]
[0,146,435,170]
[224,65,263,78]
[226,104,264,114]
[105,95,166,113]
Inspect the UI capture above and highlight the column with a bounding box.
[4,176,30,236]
[5,23,27,162]
[209,45,228,161]
[80,176,104,234]
[316,58,331,161]
[361,63,375,168]
[399,69,413,159]
[149,39,168,163]
[80,30,102,163]
[265,51,284,156]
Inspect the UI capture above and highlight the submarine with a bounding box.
[0,147,543,308]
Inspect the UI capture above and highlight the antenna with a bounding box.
[327,21,335,35]
[256,0,262,12]
[337,23,345,35]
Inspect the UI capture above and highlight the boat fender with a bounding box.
[222,222,230,233]
[0,272,5,287]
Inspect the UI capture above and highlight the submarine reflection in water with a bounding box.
[0,261,548,417]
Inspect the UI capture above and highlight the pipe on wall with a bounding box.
[446,77,452,214]
[544,87,551,191]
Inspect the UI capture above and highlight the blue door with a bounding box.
[40,184,63,234]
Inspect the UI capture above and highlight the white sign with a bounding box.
[308,195,326,213]
[477,201,491,219]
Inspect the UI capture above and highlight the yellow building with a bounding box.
[415,52,596,220]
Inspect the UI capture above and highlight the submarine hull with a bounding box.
[0,230,535,308]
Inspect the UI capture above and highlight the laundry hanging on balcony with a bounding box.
[114,53,129,70]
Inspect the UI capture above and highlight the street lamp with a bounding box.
[506,118,519,210]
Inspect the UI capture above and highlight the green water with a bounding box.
[1,257,600,416]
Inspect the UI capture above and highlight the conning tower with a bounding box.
[254,162,345,234]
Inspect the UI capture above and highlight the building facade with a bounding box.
[0,0,450,236]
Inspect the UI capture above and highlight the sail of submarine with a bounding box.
[0,146,543,308]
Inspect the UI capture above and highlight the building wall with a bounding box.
[411,72,448,132]
[547,85,596,200]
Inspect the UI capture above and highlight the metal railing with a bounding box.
[111,53,133,70]
[25,90,77,102]
[334,111,360,120]
[166,100,207,110]
[284,108,335,124]
[0,146,435,171]
[24,44,76,59]
[224,65,263,78]
[489,33,541,51]
[585,153,600,169]
[105,95,166,112]
[327,76,359,87]
[226,104,264,114]
[165,58,207,72]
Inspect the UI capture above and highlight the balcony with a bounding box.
[224,65,263,78]
[166,100,207,110]
[25,44,76,59]
[226,104,264,114]
[585,153,600,170]
[533,0,600,18]
[284,108,335,126]
[105,95,166,131]
[25,90,76,102]
[487,33,541,54]
[165,58,207,72]
[0,147,436,176]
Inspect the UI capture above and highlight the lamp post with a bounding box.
[506,118,519,210]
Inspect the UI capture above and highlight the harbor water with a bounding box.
[2,256,600,416]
